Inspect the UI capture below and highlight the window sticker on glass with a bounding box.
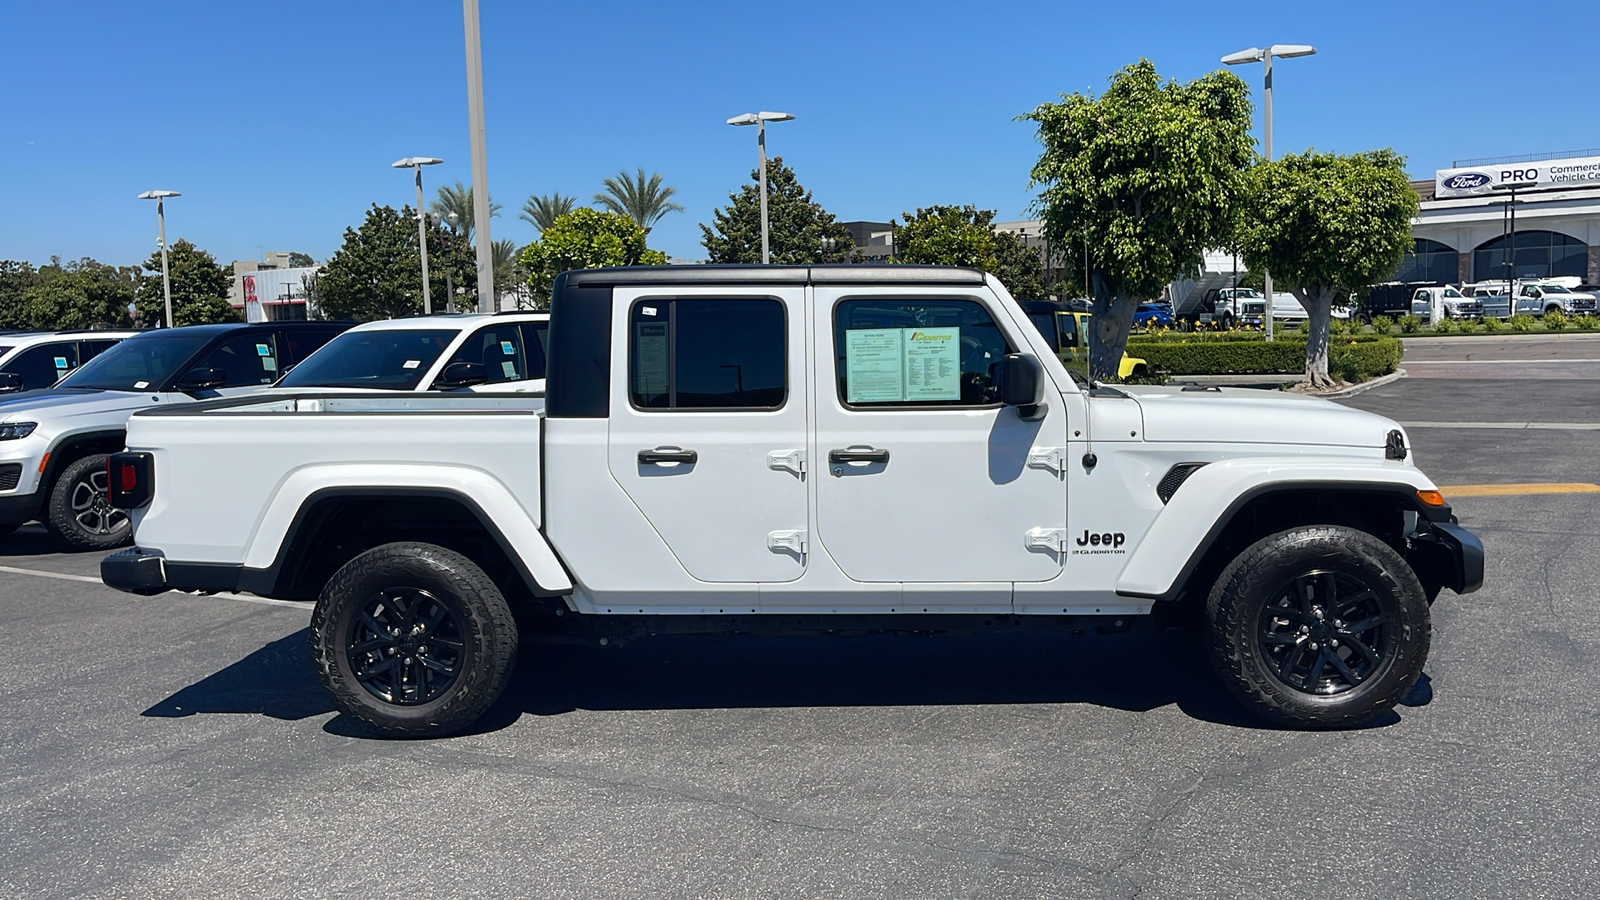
[500,341,515,355]
[844,329,905,402]
[402,359,421,370]
[262,357,278,372]
[641,306,658,316]
[845,327,961,402]
[501,361,517,378]
[256,343,272,357]
[134,380,149,389]
[53,357,68,369]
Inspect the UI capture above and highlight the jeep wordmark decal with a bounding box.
[1073,530,1126,555]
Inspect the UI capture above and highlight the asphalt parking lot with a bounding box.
[2,344,1597,898]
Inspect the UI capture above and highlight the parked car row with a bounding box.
[1362,279,1596,322]
[0,313,548,548]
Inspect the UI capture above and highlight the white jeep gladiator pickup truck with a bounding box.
[101,266,1483,737]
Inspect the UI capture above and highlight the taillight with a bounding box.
[107,451,154,509]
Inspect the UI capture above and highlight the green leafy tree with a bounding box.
[287,252,315,268]
[992,231,1048,300]
[701,157,854,264]
[594,168,684,231]
[1024,60,1254,379]
[431,181,501,243]
[135,240,238,326]
[316,204,431,321]
[520,193,577,234]
[21,267,136,330]
[0,261,41,329]
[517,208,667,306]
[1238,149,1419,386]
[891,205,1046,298]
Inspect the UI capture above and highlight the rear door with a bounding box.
[430,321,544,392]
[1,341,79,390]
[811,286,1067,600]
[605,288,808,583]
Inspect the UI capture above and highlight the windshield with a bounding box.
[1542,284,1570,293]
[56,333,214,391]
[1229,289,1263,298]
[278,328,457,390]
[1444,288,1464,298]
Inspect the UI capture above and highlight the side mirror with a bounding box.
[0,372,23,394]
[176,367,226,391]
[1000,353,1045,419]
[434,360,487,389]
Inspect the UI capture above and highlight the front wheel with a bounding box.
[46,454,132,551]
[1205,526,1430,728]
[311,542,518,738]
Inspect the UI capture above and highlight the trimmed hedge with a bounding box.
[1132,336,1402,380]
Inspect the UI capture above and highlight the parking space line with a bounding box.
[1405,359,1600,364]
[1439,483,1600,497]
[0,563,312,609]
[1406,421,1600,430]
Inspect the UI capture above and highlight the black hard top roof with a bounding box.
[559,264,988,288]
[125,320,349,339]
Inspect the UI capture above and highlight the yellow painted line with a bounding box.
[1439,483,1600,497]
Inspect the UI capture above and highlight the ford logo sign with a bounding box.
[1443,172,1491,190]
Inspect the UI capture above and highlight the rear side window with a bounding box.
[520,321,549,380]
[278,328,346,367]
[195,333,280,386]
[2,343,79,390]
[441,325,530,385]
[629,299,786,410]
[78,339,119,363]
[834,298,1012,408]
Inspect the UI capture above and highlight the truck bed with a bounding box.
[124,392,547,566]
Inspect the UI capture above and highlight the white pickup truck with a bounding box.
[101,266,1482,737]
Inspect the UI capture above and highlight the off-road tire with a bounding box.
[1205,526,1430,729]
[311,541,517,738]
[46,454,132,551]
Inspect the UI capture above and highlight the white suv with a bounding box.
[0,330,140,395]
[273,313,549,394]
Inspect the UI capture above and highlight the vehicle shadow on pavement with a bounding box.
[141,629,333,721]
[0,525,71,556]
[141,626,1410,736]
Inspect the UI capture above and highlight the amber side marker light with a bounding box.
[1417,490,1446,507]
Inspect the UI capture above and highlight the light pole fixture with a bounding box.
[727,111,796,264]
[392,156,444,314]
[463,0,495,312]
[1223,43,1315,341]
[1492,180,1537,312]
[137,190,181,328]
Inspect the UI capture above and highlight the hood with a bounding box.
[1123,386,1402,449]
[0,387,156,423]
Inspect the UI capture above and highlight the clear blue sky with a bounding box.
[2,0,1592,269]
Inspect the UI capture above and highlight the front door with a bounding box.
[605,288,809,583]
[811,288,1068,589]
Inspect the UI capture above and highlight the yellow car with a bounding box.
[1020,301,1147,380]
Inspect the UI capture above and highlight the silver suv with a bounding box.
[0,330,140,395]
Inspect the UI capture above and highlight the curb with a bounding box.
[1320,368,1406,399]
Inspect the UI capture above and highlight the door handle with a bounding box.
[638,448,698,465]
[828,448,890,465]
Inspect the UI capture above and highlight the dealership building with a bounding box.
[1405,150,1600,285]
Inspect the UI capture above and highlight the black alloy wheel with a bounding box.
[1257,570,1391,696]
[347,587,467,706]
[1206,525,1430,728]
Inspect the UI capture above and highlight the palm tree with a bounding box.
[594,168,684,231]
[491,238,521,286]
[520,193,577,234]
[430,181,501,243]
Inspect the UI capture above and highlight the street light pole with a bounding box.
[463,0,495,312]
[727,111,795,264]
[1492,180,1536,314]
[1223,43,1315,341]
[392,157,444,314]
[137,191,181,328]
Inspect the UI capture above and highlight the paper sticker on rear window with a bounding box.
[641,306,658,316]
[256,343,271,356]
[502,361,516,378]
[402,359,421,369]
[500,341,515,355]
[53,357,67,369]
[262,357,278,372]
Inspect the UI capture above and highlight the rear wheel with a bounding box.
[46,454,131,551]
[1206,526,1430,728]
[311,541,517,738]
